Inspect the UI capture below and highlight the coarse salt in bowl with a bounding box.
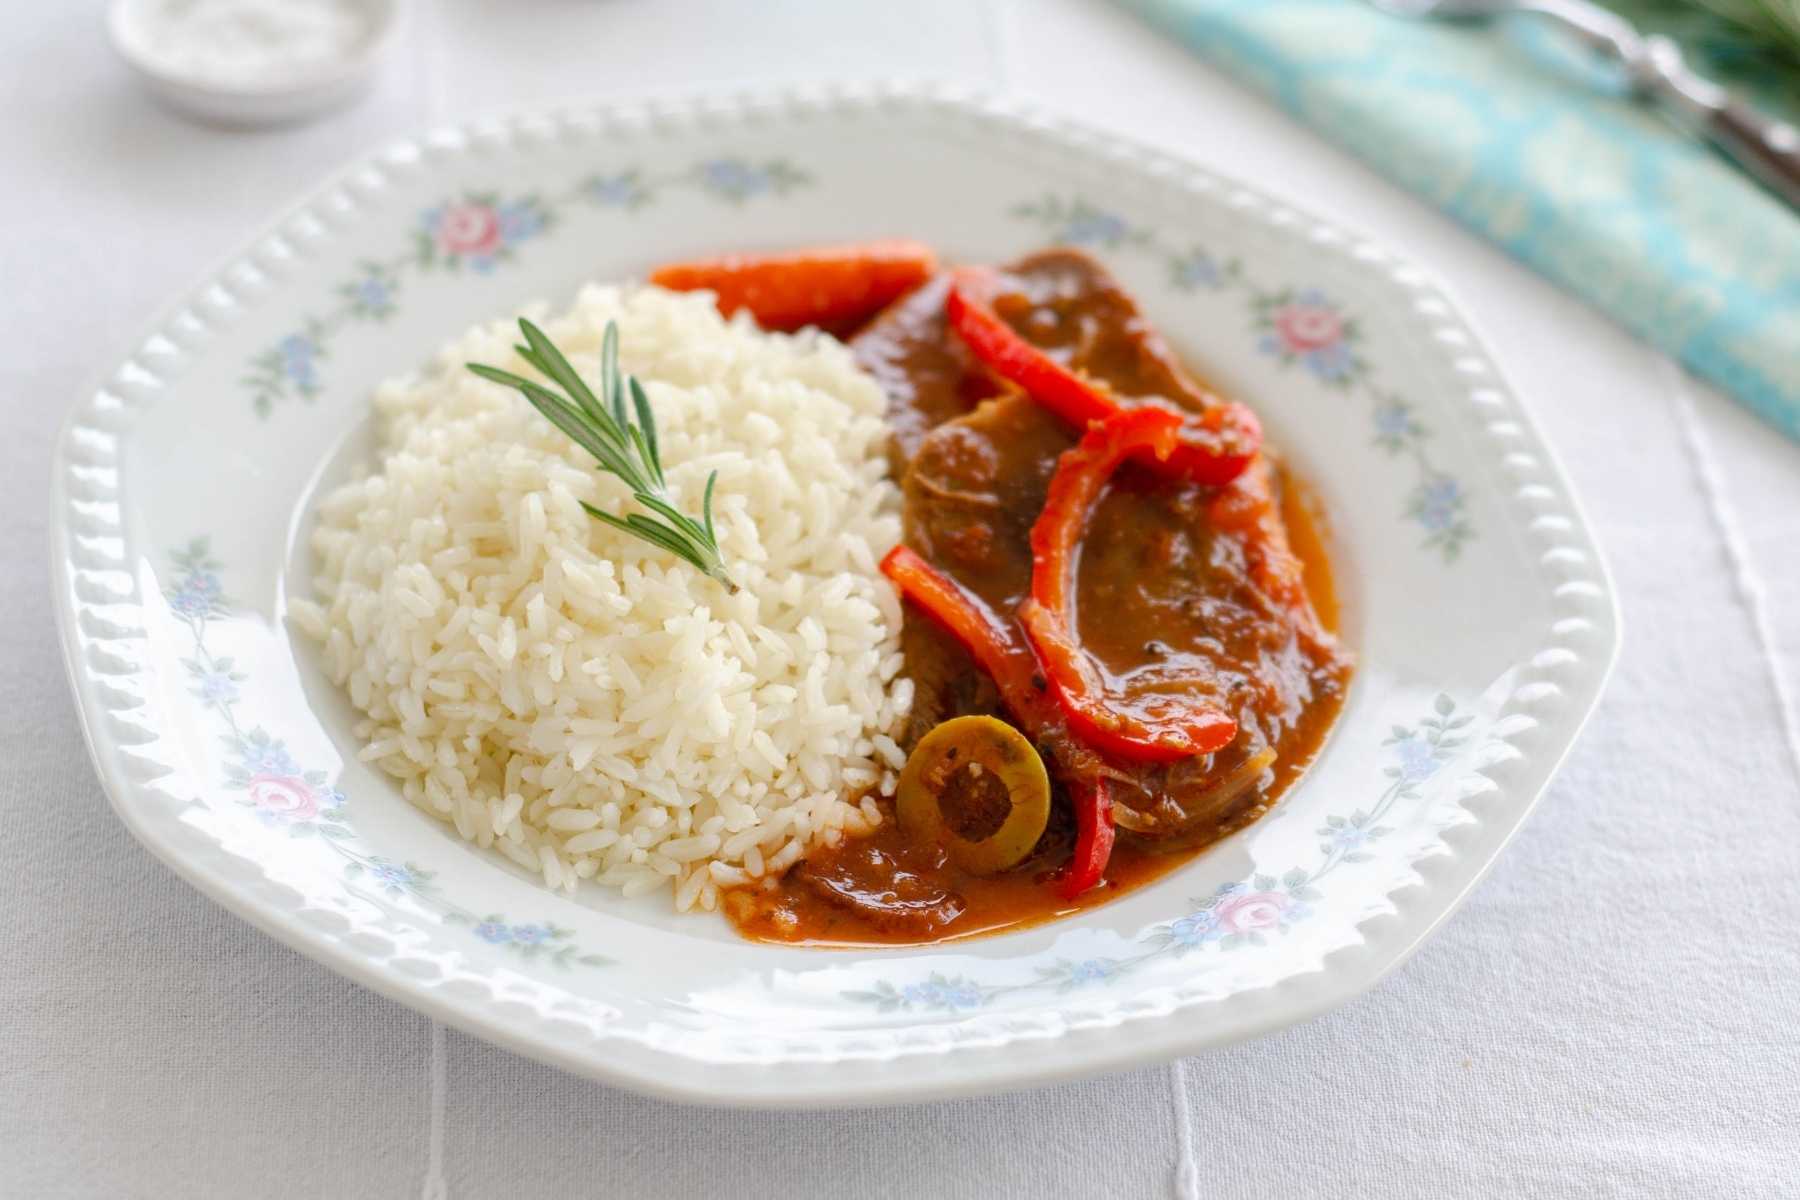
[108,0,401,127]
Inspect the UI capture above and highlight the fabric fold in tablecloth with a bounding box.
[1123,0,1800,441]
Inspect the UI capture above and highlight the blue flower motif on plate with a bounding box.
[473,920,513,944]
[1169,248,1230,291]
[277,333,321,391]
[585,171,648,209]
[697,158,808,203]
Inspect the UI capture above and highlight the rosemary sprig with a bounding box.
[467,319,737,593]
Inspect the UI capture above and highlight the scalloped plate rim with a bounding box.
[49,81,1621,1107]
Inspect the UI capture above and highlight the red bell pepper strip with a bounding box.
[945,266,1261,486]
[1057,778,1115,900]
[1020,407,1239,762]
[878,545,1054,730]
[882,544,1118,895]
[649,240,938,333]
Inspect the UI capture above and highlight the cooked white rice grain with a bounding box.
[304,285,906,908]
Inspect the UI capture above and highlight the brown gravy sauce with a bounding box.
[724,473,1345,947]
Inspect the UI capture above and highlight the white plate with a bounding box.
[52,85,1619,1108]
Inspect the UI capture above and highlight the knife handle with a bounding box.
[1704,96,1800,212]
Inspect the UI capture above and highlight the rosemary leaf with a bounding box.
[519,323,611,429]
[631,491,709,545]
[470,319,738,593]
[702,470,720,547]
[602,323,627,431]
[629,377,662,488]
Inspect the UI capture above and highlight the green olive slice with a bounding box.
[895,715,1051,874]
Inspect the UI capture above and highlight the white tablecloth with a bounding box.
[7,2,1798,1196]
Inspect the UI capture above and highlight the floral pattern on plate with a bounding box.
[417,193,553,273]
[163,538,609,970]
[846,694,1471,1012]
[1012,195,1476,560]
[242,157,811,417]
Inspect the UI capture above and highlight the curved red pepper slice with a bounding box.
[879,545,1054,731]
[946,266,1262,486]
[1020,407,1239,763]
[882,545,1120,896]
[1057,778,1115,900]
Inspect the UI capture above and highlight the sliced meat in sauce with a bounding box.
[793,839,966,936]
[893,249,1348,838]
[728,248,1349,945]
[850,271,1006,479]
[978,249,1226,414]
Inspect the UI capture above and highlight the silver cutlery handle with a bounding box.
[1704,96,1800,211]
[1643,35,1800,211]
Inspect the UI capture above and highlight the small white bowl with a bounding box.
[108,0,401,128]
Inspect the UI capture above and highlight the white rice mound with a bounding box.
[292,284,913,911]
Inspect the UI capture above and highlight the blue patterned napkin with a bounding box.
[1123,0,1800,440]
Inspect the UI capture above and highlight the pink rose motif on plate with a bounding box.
[433,202,502,259]
[1257,289,1359,383]
[247,773,319,823]
[417,196,548,273]
[1214,890,1291,935]
[1272,301,1343,354]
